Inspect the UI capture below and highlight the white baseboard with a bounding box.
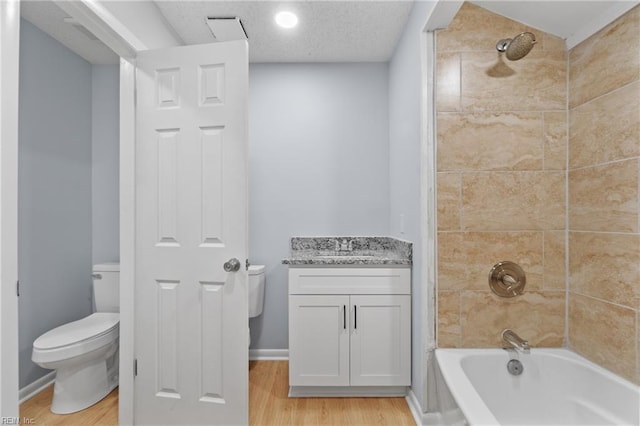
[289,386,407,398]
[249,348,288,360]
[405,389,443,426]
[406,389,424,425]
[19,371,56,404]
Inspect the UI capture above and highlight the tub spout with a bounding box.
[502,329,530,353]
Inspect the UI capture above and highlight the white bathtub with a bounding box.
[435,348,639,426]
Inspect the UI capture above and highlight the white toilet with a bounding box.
[248,264,265,346]
[32,263,120,414]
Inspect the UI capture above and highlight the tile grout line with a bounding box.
[437,169,571,174]
[457,40,462,236]
[568,156,640,173]
[437,230,640,235]
[458,44,463,349]
[541,112,546,171]
[564,43,571,349]
[437,109,569,114]
[438,230,558,234]
[570,77,640,111]
[567,229,640,236]
[457,52,462,113]
[458,285,463,348]
[637,158,640,236]
[458,172,463,232]
[572,290,637,312]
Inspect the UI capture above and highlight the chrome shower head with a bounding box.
[496,32,537,61]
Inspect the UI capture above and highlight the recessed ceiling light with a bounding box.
[275,11,298,29]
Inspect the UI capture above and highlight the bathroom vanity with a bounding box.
[283,237,412,397]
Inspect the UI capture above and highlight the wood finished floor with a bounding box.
[20,385,118,425]
[249,361,415,426]
[20,361,415,425]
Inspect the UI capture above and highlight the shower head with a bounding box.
[496,32,537,61]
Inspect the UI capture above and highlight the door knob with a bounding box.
[223,258,241,272]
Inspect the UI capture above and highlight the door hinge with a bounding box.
[16,280,19,297]
[134,359,138,377]
[133,69,137,107]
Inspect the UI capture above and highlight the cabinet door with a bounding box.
[289,295,350,386]
[350,295,411,386]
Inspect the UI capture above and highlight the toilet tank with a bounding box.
[248,265,265,318]
[93,263,120,313]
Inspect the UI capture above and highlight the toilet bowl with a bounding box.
[32,263,120,414]
[248,264,265,346]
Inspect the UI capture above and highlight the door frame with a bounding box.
[0,0,21,418]
[117,57,136,425]
[0,0,141,421]
[58,5,139,423]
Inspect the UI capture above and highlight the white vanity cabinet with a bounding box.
[288,267,411,396]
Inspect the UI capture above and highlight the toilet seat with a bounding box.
[32,313,120,364]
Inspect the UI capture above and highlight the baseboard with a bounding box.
[19,371,56,404]
[405,389,443,426]
[249,348,289,360]
[406,389,423,425]
[289,385,407,397]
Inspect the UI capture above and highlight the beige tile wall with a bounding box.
[435,2,567,349]
[567,6,640,384]
[435,2,640,385]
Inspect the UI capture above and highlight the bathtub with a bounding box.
[435,348,639,426]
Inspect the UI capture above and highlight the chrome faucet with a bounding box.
[502,329,530,353]
[335,238,355,252]
[333,238,355,252]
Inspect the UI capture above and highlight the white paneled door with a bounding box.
[134,41,248,425]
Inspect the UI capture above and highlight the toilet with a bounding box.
[248,264,265,346]
[32,263,120,414]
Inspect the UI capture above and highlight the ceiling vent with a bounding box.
[206,17,248,42]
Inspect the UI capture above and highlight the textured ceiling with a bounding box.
[155,1,415,63]
[19,1,640,65]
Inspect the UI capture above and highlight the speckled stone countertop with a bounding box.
[282,237,412,266]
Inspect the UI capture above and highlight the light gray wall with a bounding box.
[249,63,390,349]
[91,65,119,264]
[18,20,93,388]
[389,1,436,412]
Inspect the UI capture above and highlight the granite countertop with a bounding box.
[282,236,412,266]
